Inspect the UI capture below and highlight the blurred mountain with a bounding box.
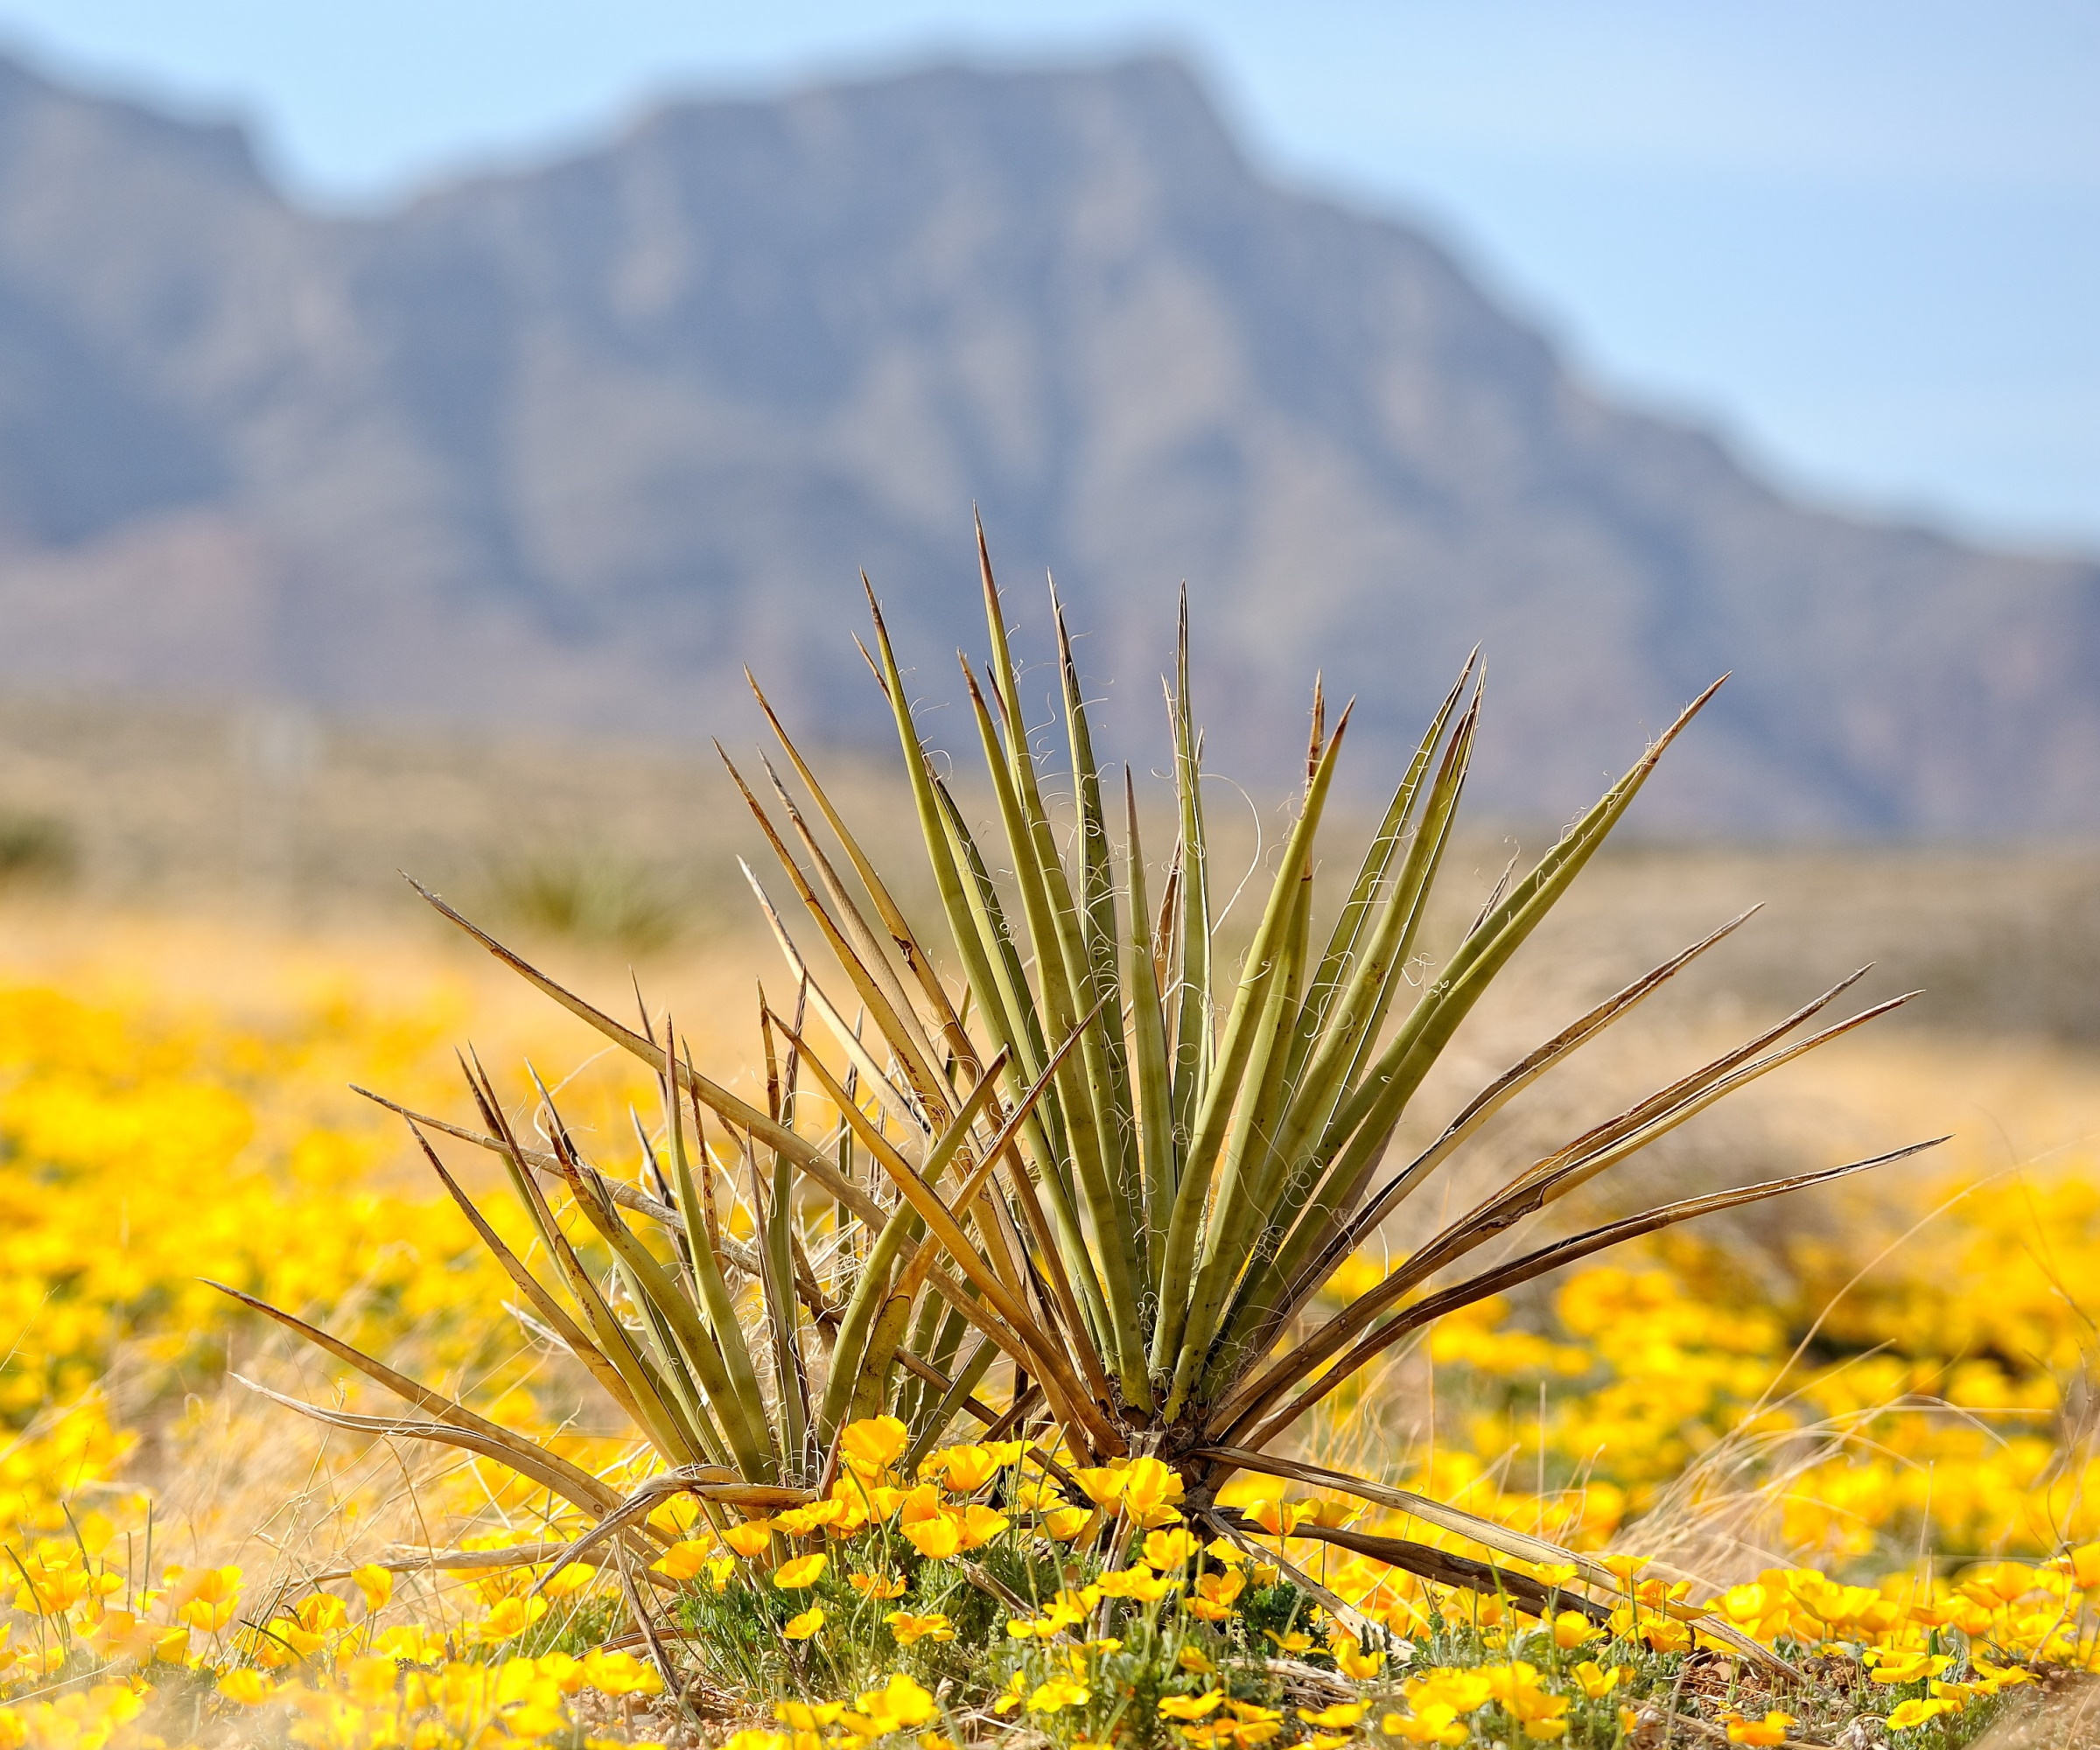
[0,51,2093,833]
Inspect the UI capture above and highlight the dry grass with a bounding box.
[7,689,2100,1033]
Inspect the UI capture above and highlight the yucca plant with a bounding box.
[221,526,1936,1662]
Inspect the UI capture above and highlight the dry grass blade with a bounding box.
[743,864,929,1141]
[205,1281,620,1513]
[1241,1137,1948,1446]
[307,1544,612,1578]
[1194,1444,1614,1578]
[717,746,950,1122]
[352,1083,679,1226]
[1198,1508,1376,1642]
[407,876,850,1200]
[530,1470,815,1598]
[403,1119,653,1429]
[1213,1508,1610,1628]
[228,1376,620,1521]
[1191,1445,1799,1679]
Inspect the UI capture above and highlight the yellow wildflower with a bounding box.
[1044,1505,1096,1542]
[851,1671,938,1732]
[351,1564,394,1612]
[1867,1650,1952,1684]
[839,1416,910,1478]
[654,1539,716,1580]
[954,1502,1011,1548]
[775,1700,844,1729]
[1027,1676,1092,1713]
[885,1610,956,1646]
[1298,1703,1366,1728]
[172,1563,243,1631]
[923,1444,1001,1494]
[579,1649,662,1696]
[1244,1499,1314,1537]
[1144,1528,1200,1571]
[472,1594,549,1642]
[1333,1634,1385,1680]
[1381,1705,1467,1746]
[723,1519,775,1558]
[902,1514,963,1559]
[219,1670,275,1705]
[771,1551,827,1589]
[1097,1567,1176,1601]
[1886,1698,1959,1731]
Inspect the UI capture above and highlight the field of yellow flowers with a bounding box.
[4,899,2100,1748]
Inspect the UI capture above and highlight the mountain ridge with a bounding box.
[0,50,2093,834]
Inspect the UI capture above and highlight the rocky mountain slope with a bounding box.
[0,52,2093,832]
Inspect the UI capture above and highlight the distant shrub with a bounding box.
[486,852,681,953]
[0,810,76,888]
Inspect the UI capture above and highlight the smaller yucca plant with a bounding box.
[221,524,1936,1671]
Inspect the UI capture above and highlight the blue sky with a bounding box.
[2,1,2092,550]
